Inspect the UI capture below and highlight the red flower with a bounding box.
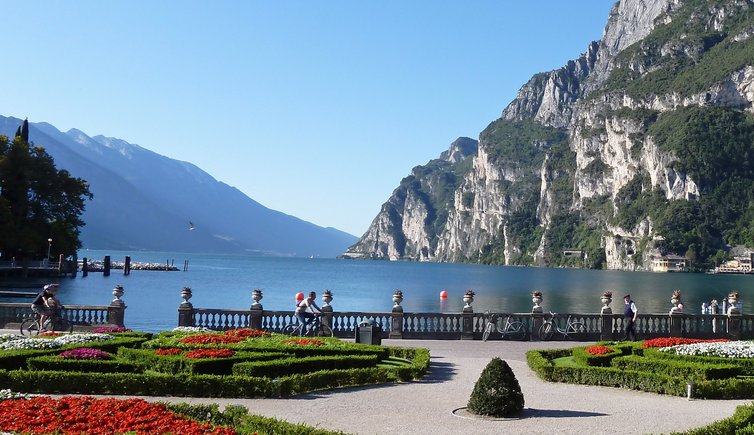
[0,396,236,434]
[39,331,62,338]
[185,348,236,359]
[92,326,132,333]
[179,334,244,345]
[284,338,325,346]
[224,328,270,339]
[642,337,730,348]
[585,345,614,355]
[155,348,183,356]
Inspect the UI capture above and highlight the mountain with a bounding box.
[345,0,754,271]
[0,116,357,257]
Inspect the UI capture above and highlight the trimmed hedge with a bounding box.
[643,348,754,375]
[572,346,622,367]
[232,354,379,378]
[117,347,288,375]
[610,355,740,380]
[26,355,145,374]
[0,336,149,371]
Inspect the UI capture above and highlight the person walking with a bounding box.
[623,294,638,341]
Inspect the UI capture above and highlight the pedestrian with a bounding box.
[701,301,709,315]
[623,294,638,341]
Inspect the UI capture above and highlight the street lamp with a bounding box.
[47,238,52,265]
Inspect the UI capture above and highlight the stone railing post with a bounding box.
[461,305,474,340]
[250,288,263,330]
[320,290,333,331]
[107,284,126,327]
[600,308,613,341]
[390,290,404,339]
[728,312,742,340]
[670,312,684,337]
[531,291,543,340]
[178,287,194,327]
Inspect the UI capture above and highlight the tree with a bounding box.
[467,357,524,417]
[0,131,92,261]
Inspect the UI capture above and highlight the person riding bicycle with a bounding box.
[295,291,322,336]
[32,283,60,331]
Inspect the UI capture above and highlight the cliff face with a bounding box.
[346,0,754,270]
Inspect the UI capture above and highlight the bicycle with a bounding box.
[482,312,526,341]
[281,314,334,337]
[20,309,73,337]
[538,312,586,340]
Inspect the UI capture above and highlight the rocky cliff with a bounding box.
[345,0,754,270]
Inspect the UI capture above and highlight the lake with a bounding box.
[3,249,754,332]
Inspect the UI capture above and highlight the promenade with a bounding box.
[0,330,748,434]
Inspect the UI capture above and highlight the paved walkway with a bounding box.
[1,330,747,434]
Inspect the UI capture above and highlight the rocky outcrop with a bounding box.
[346,0,754,270]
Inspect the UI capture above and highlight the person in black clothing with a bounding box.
[32,283,59,331]
[623,294,638,341]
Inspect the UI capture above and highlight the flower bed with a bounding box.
[0,333,115,351]
[92,326,132,333]
[59,348,112,360]
[185,348,235,359]
[659,341,754,359]
[224,328,270,339]
[586,345,614,355]
[642,337,729,348]
[0,396,236,434]
[155,347,183,356]
[179,334,245,345]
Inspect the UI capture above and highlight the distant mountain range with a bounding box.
[0,115,357,257]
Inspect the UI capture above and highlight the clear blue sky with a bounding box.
[4,1,615,237]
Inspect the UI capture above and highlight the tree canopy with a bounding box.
[0,132,92,261]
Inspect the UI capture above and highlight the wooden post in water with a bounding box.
[124,256,131,275]
[82,257,88,277]
[71,254,78,278]
[103,256,111,277]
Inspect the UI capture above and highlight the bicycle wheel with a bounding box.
[482,322,494,342]
[20,318,40,337]
[503,321,526,341]
[538,322,554,341]
[281,324,300,336]
[565,322,586,339]
[316,323,334,337]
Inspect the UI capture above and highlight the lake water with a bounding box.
[3,249,754,332]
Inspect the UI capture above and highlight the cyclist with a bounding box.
[295,291,321,336]
[32,283,60,331]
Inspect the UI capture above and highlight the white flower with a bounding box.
[658,341,754,358]
[172,326,211,333]
[0,333,115,351]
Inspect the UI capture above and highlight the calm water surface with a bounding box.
[3,249,754,332]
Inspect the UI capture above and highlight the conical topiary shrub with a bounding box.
[467,357,524,417]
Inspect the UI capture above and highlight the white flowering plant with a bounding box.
[0,333,114,351]
[171,326,212,333]
[658,341,754,359]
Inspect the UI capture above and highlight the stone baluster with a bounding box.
[178,287,194,327]
[107,284,126,327]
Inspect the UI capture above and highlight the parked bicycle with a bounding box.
[482,311,526,341]
[538,312,586,340]
[281,314,334,337]
[20,310,73,337]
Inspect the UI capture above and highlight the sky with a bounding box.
[3,1,615,237]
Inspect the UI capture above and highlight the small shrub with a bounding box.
[467,357,524,417]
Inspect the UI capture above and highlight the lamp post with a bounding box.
[46,238,52,265]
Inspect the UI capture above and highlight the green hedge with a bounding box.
[675,403,754,434]
[117,347,288,375]
[233,354,379,378]
[26,355,144,374]
[643,348,754,375]
[572,346,622,367]
[610,355,740,380]
[0,336,149,371]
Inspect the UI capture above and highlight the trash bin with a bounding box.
[356,318,382,345]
